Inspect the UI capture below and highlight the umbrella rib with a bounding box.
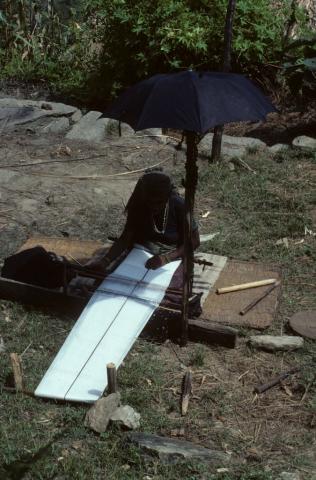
[189,72,202,134]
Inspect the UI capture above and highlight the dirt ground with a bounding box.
[0,128,182,260]
[0,97,315,479]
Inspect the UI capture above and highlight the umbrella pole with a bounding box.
[181,131,198,347]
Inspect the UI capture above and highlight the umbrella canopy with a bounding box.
[104,70,276,133]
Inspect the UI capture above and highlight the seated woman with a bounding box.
[86,171,200,272]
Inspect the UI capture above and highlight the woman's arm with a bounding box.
[145,229,200,269]
[85,227,134,272]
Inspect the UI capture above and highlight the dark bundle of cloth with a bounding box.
[1,246,65,288]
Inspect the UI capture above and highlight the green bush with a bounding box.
[0,0,313,102]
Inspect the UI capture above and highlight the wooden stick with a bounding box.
[217,278,277,294]
[181,370,192,415]
[254,367,300,394]
[71,266,182,296]
[240,281,280,315]
[188,319,237,348]
[10,353,24,392]
[107,363,118,394]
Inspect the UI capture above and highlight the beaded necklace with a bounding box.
[152,201,169,234]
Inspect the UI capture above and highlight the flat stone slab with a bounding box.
[289,310,316,339]
[66,111,109,142]
[0,98,79,127]
[249,335,303,352]
[127,432,231,465]
[199,133,266,159]
[42,117,70,134]
[292,135,316,150]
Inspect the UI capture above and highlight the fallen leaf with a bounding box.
[201,211,210,218]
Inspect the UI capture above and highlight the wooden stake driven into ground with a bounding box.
[106,363,118,394]
[10,353,24,392]
[181,370,192,416]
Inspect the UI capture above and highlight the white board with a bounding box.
[35,248,181,403]
[35,248,227,403]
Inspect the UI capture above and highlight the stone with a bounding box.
[71,109,83,123]
[249,335,303,352]
[42,117,70,134]
[110,405,141,430]
[84,393,120,433]
[66,111,109,142]
[198,133,266,159]
[0,98,78,126]
[269,143,291,154]
[127,432,231,465]
[292,136,316,150]
[277,472,301,480]
[104,119,134,137]
[138,128,166,143]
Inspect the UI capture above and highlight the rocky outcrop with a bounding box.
[198,133,267,159]
[127,432,231,465]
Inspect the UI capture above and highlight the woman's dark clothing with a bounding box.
[125,192,197,254]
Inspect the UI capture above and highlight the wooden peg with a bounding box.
[107,362,118,394]
[181,370,192,416]
[10,353,24,392]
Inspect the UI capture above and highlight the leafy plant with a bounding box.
[282,36,316,97]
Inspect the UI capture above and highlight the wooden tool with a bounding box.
[216,278,277,294]
[181,370,192,415]
[240,281,280,315]
[254,367,300,394]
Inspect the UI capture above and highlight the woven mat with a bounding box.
[202,260,282,329]
[18,236,108,264]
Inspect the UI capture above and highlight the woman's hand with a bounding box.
[84,256,111,273]
[145,254,169,270]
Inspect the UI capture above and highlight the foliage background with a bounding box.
[0,0,315,105]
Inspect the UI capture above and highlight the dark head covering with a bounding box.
[125,172,172,213]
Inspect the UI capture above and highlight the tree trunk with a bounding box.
[210,0,237,163]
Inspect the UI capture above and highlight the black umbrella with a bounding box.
[104,70,276,345]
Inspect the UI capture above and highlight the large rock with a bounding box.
[42,117,70,134]
[292,136,316,150]
[66,111,109,142]
[84,393,120,433]
[110,405,140,430]
[249,335,303,352]
[269,143,291,154]
[127,432,231,465]
[0,98,79,127]
[104,119,134,137]
[199,133,266,159]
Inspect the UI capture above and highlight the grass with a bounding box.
[0,147,316,479]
